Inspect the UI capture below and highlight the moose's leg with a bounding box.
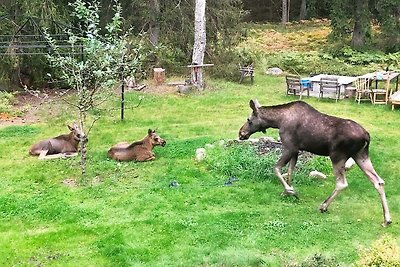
[38,150,49,160]
[319,158,348,212]
[354,156,392,226]
[274,150,297,196]
[285,154,298,186]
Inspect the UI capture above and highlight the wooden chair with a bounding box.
[239,63,254,84]
[285,75,309,99]
[354,77,370,104]
[319,77,340,102]
[369,79,388,104]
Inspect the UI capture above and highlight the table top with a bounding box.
[306,74,358,85]
[359,71,400,81]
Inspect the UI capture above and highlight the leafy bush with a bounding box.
[355,235,400,267]
[0,91,15,113]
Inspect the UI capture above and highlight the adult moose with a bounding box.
[238,100,392,226]
[29,123,84,159]
[108,129,166,161]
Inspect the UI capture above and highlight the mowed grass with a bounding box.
[1,72,400,266]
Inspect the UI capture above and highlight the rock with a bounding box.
[195,148,207,161]
[266,67,283,76]
[259,136,276,143]
[345,158,355,170]
[205,143,215,149]
[309,170,327,179]
[177,85,194,94]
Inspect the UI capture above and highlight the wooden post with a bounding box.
[121,79,125,120]
[153,68,165,85]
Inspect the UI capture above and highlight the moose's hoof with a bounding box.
[319,205,328,213]
[382,220,392,227]
[281,189,299,199]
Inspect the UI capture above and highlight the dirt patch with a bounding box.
[62,178,78,188]
[0,89,71,127]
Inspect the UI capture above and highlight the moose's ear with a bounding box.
[249,99,260,112]
[148,129,152,135]
[68,125,73,131]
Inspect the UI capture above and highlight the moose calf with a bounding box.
[29,123,84,160]
[108,129,166,162]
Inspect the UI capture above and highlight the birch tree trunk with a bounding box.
[192,0,206,90]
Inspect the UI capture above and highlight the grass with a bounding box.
[1,71,400,266]
[2,20,400,264]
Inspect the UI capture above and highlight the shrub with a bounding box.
[355,235,400,267]
[0,91,15,114]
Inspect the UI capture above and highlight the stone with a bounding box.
[195,148,207,161]
[266,67,283,76]
[309,170,327,179]
[205,143,215,149]
[177,85,194,94]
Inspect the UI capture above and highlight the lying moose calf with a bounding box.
[238,100,392,226]
[108,129,166,161]
[29,123,84,160]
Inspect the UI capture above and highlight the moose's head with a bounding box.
[238,99,267,140]
[68,123,85,142]
[148,129,166,147]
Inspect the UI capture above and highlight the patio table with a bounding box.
[359,71,400,104]
[304,74,358,98]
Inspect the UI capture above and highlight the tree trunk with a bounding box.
[351,0,369,48]
[78,111,87,177]
[282,0,288,26]
[149,0,160,46]
[299,0,307,20]
[192,0,206,90]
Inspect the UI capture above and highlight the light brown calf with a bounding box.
[108,129,166,161]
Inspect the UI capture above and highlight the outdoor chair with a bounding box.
[285,74,309,99]
[369,81,388,104]
[319,77,340,102]
[239,63,254,84]
[354,77,371,104]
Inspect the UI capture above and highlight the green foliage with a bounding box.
[376,0,400,52]
[356,235,400,266]
[204,142,330,185]
[264,47,400,76]
[205,143,278,181]
[0,91,15,113]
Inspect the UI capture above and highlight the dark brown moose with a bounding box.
[29,123,84,159]
[239,100,392,226]
[108,129,166,161]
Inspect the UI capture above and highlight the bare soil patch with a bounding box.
[0,89,71,127]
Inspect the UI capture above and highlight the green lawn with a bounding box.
[1,73,400,266]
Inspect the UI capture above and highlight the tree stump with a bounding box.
[153,68,165,85]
